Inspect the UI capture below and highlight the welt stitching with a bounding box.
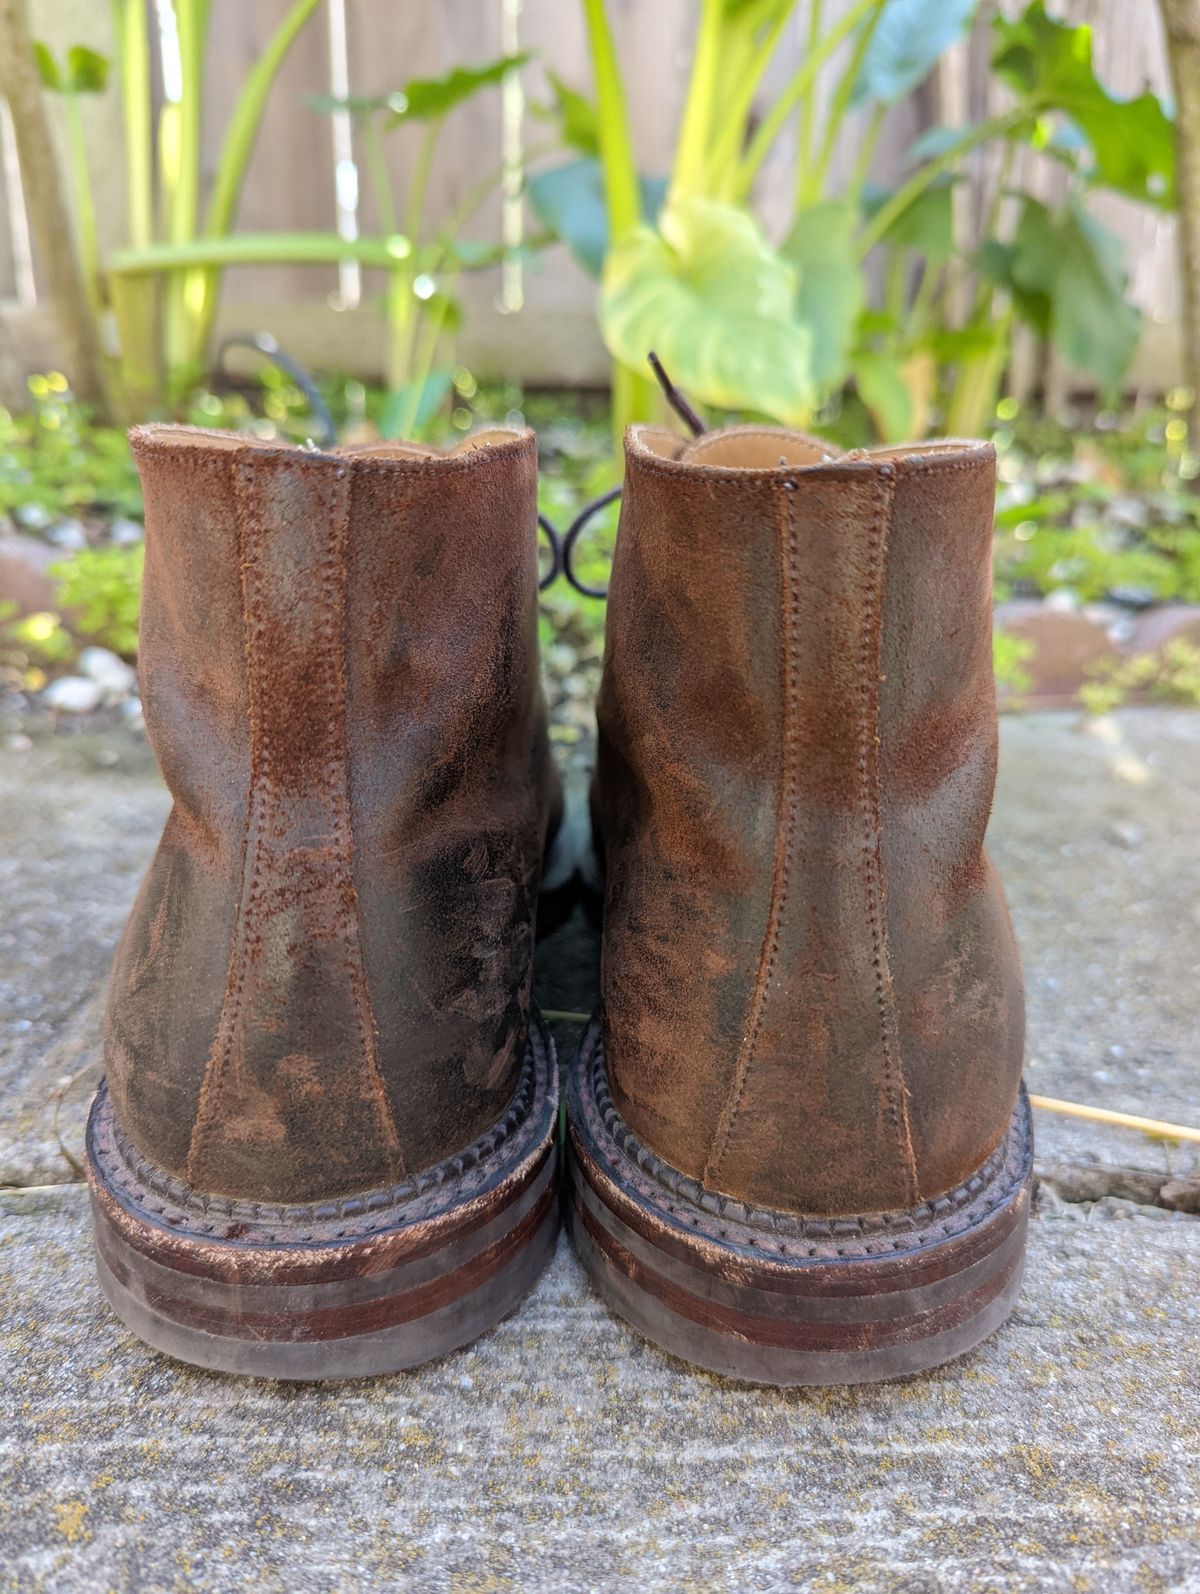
[185,455,269,1184]
[703,483,801,1185]
[329,465,407,1175]
[858,469,919,1207]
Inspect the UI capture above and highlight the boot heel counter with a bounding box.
[182,453,404,1202]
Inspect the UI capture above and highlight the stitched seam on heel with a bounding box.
[185,451,268,1186]
[859,469,919,1208]
[335,464,406,1175]
[703,483,801,1186]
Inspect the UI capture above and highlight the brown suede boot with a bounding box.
[86,424,562,1377]
[567,424,1032,1384]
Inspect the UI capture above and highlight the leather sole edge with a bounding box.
[85,1025,560,1380]
[566,1019,1033,1386]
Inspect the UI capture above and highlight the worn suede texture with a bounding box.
[103,425,559,1204]
[595,426,1025,1217]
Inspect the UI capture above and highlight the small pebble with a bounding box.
[42,676,102,713]
[78,646,137,700]
[45,518,87,551]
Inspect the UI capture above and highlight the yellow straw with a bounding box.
[1028,1094,1200,1145]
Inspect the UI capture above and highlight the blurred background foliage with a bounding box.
[0,0,1198,717]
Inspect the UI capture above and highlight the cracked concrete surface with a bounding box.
[1,709,1197,1590]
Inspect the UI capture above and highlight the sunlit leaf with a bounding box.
[530,70,599,157]
[34,42,110,94]
[992,2,1174,208]
[853,0,979,108]
[387,54,531,125]
[601,198,812,424]
[66,46,109,93]
[782,200,862,394]
[32,42,61,91]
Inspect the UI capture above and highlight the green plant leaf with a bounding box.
[32,42,61,91]
[528,158,666,279]
[601,198,813,424]
[32,43,111,97]
[853,0,978,108]
[380,368,455,439]
[1008,196,1141,389]
[66,45,109,93]
[992,2,1174,208]
[530,70,599,157]
[978,237,1051,339]
[782,200,863,394]
[854,349,912,441]
[863,176,958,258]
[387,54,531,125]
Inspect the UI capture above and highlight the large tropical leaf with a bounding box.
[853,0,978,108]
[782,200,863,394]
[992,3,1174,208]
[387,54,530,125]
[1007,196,1141,388]
[528,158,666,279]
[601,198,813,424]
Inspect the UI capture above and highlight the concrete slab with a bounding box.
[991,711,1200,1200]
[1,708,1199,1588]
[1,1186,1197,1593]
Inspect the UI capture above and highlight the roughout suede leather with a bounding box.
[596,425,1024,1217]
[104,425,559,1204]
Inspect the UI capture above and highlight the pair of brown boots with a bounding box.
[86,419,1031,1386]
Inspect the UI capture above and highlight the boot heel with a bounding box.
[567,1022,1032,1386]
[86,1021,559,1380]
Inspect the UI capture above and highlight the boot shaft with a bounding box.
[596,426,1024,1216]
[106,426,557,1203]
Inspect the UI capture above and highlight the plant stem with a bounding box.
[0,0,112,416]
[856,108,1030,259]
[405,120,439,248]
[362,119,397,234]
[61,92,101,320]
[735,0,879,200]
[671,0,726,199]
[581,0,639,240]
[109,232,415,271]
[803,0,885,207]
[848,100,887,201]
[580,0,652,444]
[1160,0,1200,476]
[112,0,153,250]
[797,0,824,184]
[162,0,209,394]
[187,0,324,375]
[908,256,941,335]
[708,4,797,200]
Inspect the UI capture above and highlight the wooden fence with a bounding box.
[0,0,1183,397]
